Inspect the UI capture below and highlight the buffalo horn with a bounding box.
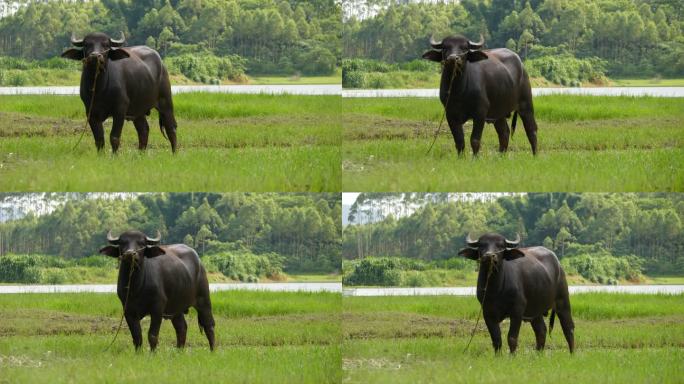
[106,230,120,245]
[145,230,161,245]
[468,34,485,50]
[505,233,521,249]
[465,232,479,248]
[70,33,84,47]
[110,31,126,47]
[429,35,443,49]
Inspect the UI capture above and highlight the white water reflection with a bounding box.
[343,87,684,98]
[343,285,684,297]
[0,282,341,294]
[0,84,341,96]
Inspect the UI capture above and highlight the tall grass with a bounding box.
[0,291,341,383]
[0,94,341,191]
[342,95,684,191]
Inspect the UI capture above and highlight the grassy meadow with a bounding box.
[0,93,340,191]
[0,290,341,383]
[343,293,684,383]
[342,95,684,191]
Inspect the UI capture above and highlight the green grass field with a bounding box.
[342,95,684,191]
[0,290,341,383]
[343,293,684,383]
[0,93,340,191]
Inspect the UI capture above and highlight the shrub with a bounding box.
[525,54,607,86]
[166,54,247,84]
[202,251,283,282]
[561,253,644,284]
[0,255,43,283]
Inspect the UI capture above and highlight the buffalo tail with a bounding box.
[549,310,556,336]
[511,111,518,136]
[159,116,169,141]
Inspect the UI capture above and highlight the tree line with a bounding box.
[0,0,340,76]
[343,0,684,78]
[343,193,684,275]
[0,193,342,274]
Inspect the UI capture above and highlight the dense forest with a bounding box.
[0,193,342,275]
[343,0,684,81]
[343,193,684,276]
[0,0,340,76]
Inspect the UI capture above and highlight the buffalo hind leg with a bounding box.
[520,112,538,155]
[110,114,125,153]
[88,118,105,151]
[470,117,485,156]
[171,314,188,348]
[484,316,502,354]
[556,299,575,353]
[507,315,523,354]
[133,117,150,150]
[493,118,510,153]
[530,316,547,351]
[157,104,177,153]
[148,313,162,351]
[125,314,143,351]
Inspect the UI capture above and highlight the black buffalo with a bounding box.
[99,230,215,351]
[61,32,177,153]
[422,35,538,155]
[459,233,574,353]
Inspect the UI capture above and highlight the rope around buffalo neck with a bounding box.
[426,62,460,155]
[72,60,101,152]
[104,254,138,352]
[463,259,495,352]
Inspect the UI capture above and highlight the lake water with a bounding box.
[1,284,680,296]
[343,285,684,297]
[2,86,683,97]
[0,84,341,96]
[0,282,341,294]
[343,87,684,98]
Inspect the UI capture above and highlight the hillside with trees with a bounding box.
[0,0,340,85]
[343,193,684,286]
[342,0,684,87]
[0,193,341,283]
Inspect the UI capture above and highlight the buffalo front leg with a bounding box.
[507,315,522,354]
[530,316,547,351]
[446,115,465,156]
[148,313,162,351]
[484,316,502,354]
[493,118,510,153]
[133,116,150,151]
[470,117,485,156]
[88,118,105,151]
[110,115,125,153]
[124,314,143,351]
[171,314,188,348]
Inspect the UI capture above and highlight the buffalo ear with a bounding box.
[61,48,84,61]
[504,248,525,260]
[145,246,165,258]
[466,50,488,62]
[99,245,119,258]
[422,50,442,62]
[458,248,479,260]
[108,48,130,61]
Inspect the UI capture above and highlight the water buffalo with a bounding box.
[458,233,574,353]
[99,230,215,351]
[61,32,177,153]
[422,35,538,155]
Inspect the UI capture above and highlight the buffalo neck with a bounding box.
[80,61,108,98]
[476,259,505,301]
[117,259,145,296]
[440,62,468,104]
